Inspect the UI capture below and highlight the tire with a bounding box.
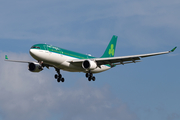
[92,76,95,81]
[55,74,58,79]
[86,73,89,78]
[88,77,91,81]
[57,78,61,82]
[61,78,65,82]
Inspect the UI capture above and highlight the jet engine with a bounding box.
[28,62,43,72]
[82,60,97,70]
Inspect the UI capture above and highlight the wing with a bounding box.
[4,55,52,69]
[68,47,177,67]
[4,55,34,63]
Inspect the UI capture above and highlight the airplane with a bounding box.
[5,35,177,83]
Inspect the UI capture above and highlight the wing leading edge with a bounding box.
[4,55,52,69]
[68,47,177,67]
[5,55,34,63]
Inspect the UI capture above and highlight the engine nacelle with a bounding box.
[28,62,43,72]
[82,60,97,70]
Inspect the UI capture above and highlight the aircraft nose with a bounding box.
[29,49,36,57]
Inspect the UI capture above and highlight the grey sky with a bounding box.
[0,0,179,47]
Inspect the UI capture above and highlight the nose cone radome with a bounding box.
[29,49,37,57]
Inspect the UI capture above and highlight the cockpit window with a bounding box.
[31,46,40,49]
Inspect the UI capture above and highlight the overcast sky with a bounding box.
[0,0,179,120]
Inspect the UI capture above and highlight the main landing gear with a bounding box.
[86,72,96,81]
[54,69,95,83]
[55,68,65,83]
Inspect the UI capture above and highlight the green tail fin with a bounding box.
[101,35,118,58]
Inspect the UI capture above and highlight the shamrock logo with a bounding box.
[109,44,114,56]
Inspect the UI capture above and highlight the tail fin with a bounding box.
[101,35,118,58]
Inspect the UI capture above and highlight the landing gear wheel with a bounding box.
[88,77,91,81]
[57,78,61,82]
[86,73,89,78]
[92,76,95,81]
[55,74,58,79]
[61,78,65,82]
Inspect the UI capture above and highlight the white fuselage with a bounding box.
[29,49,111,73]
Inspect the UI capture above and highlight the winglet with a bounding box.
[5,55,8,60]
[170,47,177,52]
